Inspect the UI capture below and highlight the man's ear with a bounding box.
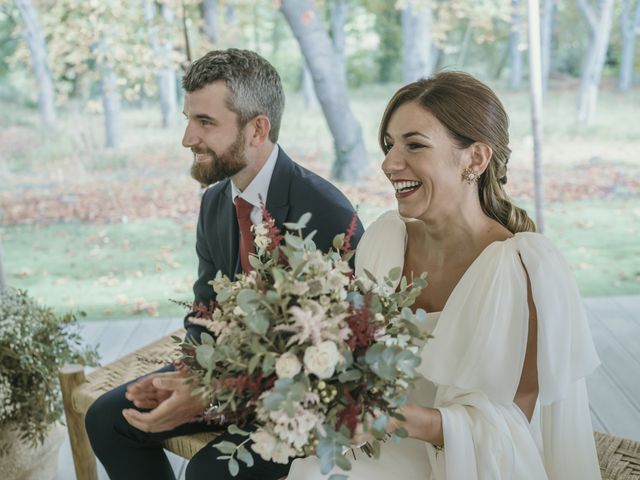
[248,115,271,146]
[467,142,492,175]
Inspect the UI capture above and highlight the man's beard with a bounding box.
[190,132,248,186]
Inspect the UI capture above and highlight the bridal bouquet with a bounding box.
[179,206,429,477]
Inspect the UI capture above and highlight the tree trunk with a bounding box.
[457,19,473,68]
[302,62,319,109]
[577,0,615,127]
[202,0,218,45]
[144,0,177,128]
[281,0,369,182]
[330,0,348,88]
[528,0,545,232]
[402,3,434,83]
[509,0,524,90]
[158,4,178,128]
[99,63,122,148]
[619,0,640,91]
[541,0,556,92]
[15,0,57,128]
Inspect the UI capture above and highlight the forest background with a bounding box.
[0,0,638,320]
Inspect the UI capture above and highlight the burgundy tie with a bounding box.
[234,197,256,273]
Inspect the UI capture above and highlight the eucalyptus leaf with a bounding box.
[334,453,352,471]
[338,369,362,383]
[263,392,284,411]
[319,452,335,475]
[227,424,250,436]
[284,233,304,249]
[262,354,275,375]
[201,332,214,345]
[388,266,402,282]
[248,254,263,270]
[195,344,215,369]
[394,426,409,438]
[372,414,389,433]
[236,445,254,467]
[248,353,261,374]
[228,457,240,477]
[213,440,238,455]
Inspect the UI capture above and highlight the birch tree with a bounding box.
[576,0,615,126]
[145,0,178,128]
[330,0,348,88]
[528,0,545,231]
[509,0,524,89]
[402,0,435,82]
[202,0,218,45]
[541,0,556,91]
[619,0,640,91]
[281,0,369,182]
[15,0,57,128]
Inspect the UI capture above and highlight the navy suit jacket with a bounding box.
[185,147,364,340]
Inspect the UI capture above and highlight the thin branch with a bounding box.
[577,0,597,32]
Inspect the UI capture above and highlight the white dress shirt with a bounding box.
[230,144,279,226]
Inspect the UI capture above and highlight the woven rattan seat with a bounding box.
[59,329,640,480]
[596,431,640,480]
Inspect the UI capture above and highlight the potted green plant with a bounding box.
[0,288,98,480]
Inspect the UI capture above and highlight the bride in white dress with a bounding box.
[287,72,601,479]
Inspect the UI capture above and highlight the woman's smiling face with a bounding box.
[381,101,467,221]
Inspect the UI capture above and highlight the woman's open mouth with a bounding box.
[393,180,422,198]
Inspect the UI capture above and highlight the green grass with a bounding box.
[2,197,638,321]
[1,219,197,320]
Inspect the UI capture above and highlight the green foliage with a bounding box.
[0,288,99,453]
[0,8,19,78]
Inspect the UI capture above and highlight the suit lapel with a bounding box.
[265,148,294,227]
[215,181,240,278]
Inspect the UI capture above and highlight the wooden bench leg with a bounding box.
[59,364,98,480]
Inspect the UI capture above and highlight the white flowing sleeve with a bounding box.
[355,210,407,283]
[417,233,601,479]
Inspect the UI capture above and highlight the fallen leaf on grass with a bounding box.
[17,267,32,277]
[131,298,159,316]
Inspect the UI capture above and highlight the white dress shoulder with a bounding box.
[288,210,602,479]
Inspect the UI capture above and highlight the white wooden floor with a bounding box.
[56,295,640,480]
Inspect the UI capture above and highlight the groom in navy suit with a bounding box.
[85,49,363,480]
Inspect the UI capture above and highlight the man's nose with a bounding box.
[182,123,198,149]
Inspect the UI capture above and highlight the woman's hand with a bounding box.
[352,404,444,448]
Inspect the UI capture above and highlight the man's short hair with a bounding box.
[182,49,285,143]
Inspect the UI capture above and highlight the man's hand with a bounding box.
[122,372,208,433]
[125,372,175,409]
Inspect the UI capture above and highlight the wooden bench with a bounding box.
[59,329,640,480]
[59,329,217,480]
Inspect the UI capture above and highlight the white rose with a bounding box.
[275,352,302,379]
[250,429,277,462]
[304,341,342,379]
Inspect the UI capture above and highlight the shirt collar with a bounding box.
[230,144,279,208]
